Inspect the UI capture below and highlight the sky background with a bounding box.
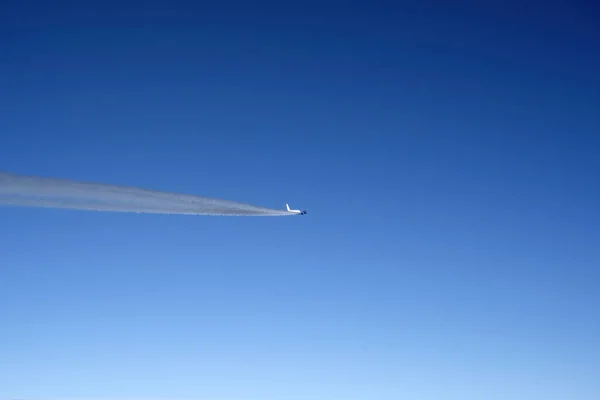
[1,1,599,399]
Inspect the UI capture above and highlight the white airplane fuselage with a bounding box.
[286,204,307,215]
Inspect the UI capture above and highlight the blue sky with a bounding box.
[1,1,599,399]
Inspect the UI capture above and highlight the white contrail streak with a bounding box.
[0,172,294,216]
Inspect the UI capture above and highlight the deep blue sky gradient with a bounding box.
[1,1,599,399]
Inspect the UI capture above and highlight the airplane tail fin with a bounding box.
[286,204,291,211]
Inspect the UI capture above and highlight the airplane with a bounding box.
[286,204,307,215]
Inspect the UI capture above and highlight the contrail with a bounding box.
[0,172,295,216]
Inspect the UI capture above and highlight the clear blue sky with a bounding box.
[1,1,599,399]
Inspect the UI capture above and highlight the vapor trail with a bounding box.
[0,172,294,216]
